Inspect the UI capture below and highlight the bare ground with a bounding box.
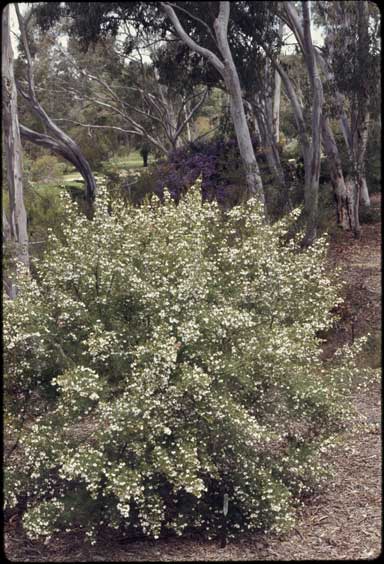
[4,195,382,561]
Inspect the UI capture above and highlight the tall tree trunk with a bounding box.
[315,49,355,230]
[260,63,287,192]
[252,100,290,212]
[185,103,192,143]
[356,0,371,209]
[290,1,324,247]
[213,10,264,204]
[321,116,354,230]
[356,111,370,207]
[225,71,264,203]
[272,20,284,144]
[252,112,262,146]
[2,208,17,299]
[360,176,370,207]
[272,70,281,144]
[2,5,29,282]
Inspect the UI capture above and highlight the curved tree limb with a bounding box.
[15,5,96,206]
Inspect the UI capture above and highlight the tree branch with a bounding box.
[160,2,224,74]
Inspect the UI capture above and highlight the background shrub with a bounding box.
[30,155,67,183]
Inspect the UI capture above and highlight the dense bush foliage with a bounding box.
[71,127,122,170]
[4,184,373,545]
[29,155,67,183]
[365,121,381,194]
[25,184,67,253]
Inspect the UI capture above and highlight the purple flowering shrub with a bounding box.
[152,137,266,208]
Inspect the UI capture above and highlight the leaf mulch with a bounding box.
[4,195,382,561]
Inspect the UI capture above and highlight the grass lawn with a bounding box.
[101,150,154,173]
[27,151,151,190]
[52,151,153,185]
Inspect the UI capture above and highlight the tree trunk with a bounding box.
[357,111,370,207]
[253,113,262,146]
[185,105,192,143]
[2,5,29,278]
[350,176,361,239]
[272,70,281,144]
[300,2,324,247]
[2,208,17,299]
[252,101,290,212]
[360,177,369,206]
[213,6,265,206]
[19,96,97,207]
[272,20,284,144]
[258,64,287,195]
[356,1,371,208]
[225,71,264,204]
[321,115,355,230]
[19,124,97,216]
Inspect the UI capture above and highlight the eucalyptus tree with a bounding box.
[160,1,267,207]
[56,36,209,156]
[2,4,29,297]
[15,5,97,211]
[317,0,381,226]
[256,1,324,244]
[298,1,324,247]
[228,4,291,209]
[34,1,271,208]
[270,3,356,234]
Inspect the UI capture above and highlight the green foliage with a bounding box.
[359,206,381,225]
[362,333,381,370]
[121,169,156,204]
[24,183,67,255]
[70,127,120,171]
[29,155,67,183]
[365,121,381,194]
[4,184,374,545]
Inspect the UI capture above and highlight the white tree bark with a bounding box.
[252,112,262,146]
[353,0,370,210]
[161,1,265,210]
[274,1,323,245]
[314,48,359,234]
[272,20,284,144]
[301,1,324,246]
[272,70,281,144]
[355,111,370,207]
[2,4,29,278]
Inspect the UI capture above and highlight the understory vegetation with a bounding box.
[4,185,376,544]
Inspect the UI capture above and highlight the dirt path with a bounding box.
[5,197,381,561]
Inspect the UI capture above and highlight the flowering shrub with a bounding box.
[151,137,270,207]
[4,184,373,544]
